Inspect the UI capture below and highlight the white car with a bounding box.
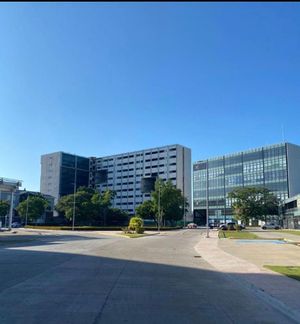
[187,223,197,229]
[261,223,281,230]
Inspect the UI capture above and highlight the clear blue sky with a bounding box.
[1,3,300,191]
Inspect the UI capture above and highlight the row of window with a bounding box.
[100,148,177,163]
[194,145,286,171]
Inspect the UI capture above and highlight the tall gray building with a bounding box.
[40,145,192,219]
[193,143,300,225]
[90,144,191,219]
[40,152,90,205]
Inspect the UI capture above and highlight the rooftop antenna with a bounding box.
[281,124,285,143]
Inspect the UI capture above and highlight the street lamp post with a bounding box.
[183,196,186,228]
[72,155,77,231]
[25,193,29,226]
[158,181,161,233]
[206,159,209,238]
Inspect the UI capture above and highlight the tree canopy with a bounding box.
[228,187,279,224]
[136,179,188,227]
[0,200,10,217]
[17,196,49,223]
[135,200,156,224]
[55,187,127,226]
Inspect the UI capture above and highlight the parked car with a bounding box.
[227,222,245,230]
[261,223,281,230]
[219,223,228,230]
[187,223,198,229]
[219,222,245,231]
[11,222,22,228]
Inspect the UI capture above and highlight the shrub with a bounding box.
[135,227,144,234]
[234,224,243,231]
[129,217,144,234]
[122,227,133,234]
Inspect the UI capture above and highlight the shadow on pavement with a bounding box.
[0,233,107,248]
[0,239,298,324]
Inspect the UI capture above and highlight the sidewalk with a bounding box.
[195,230,300,323]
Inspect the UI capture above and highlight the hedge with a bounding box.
[25,225,183,231]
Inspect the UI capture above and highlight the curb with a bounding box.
[195,232,300,323]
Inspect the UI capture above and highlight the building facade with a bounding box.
[0,177,22,228]
[193,143,300,225]
[40,152,90,205]
[281,194,300,229]
[40,145,192,219]
[90,144,191,218]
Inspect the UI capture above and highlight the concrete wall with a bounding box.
[94,144,192,216]
[40,152,62,205]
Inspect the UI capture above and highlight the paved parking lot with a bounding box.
[0,228,296,323]
[196,229,300,323]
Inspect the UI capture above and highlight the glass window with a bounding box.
[208,159,223,168]
[243,150,263,162]
[193,162,207,171]
[224,154,242,166]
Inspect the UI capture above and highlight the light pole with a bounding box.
[206,159,209,238]
[8,189,14,230]
[72,155,77,231]
[183,196,186,228]
[158,180,161,233]
[25,193,29,226]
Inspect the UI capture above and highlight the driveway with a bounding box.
[0,229,295,323]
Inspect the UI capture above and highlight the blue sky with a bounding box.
[1,3,300,191]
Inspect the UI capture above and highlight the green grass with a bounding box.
[278,230,300,236]
[122,233,150,238]
[264,265,300,281]
[218,230,258,239]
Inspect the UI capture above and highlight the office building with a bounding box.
[193,143,300,225]
[40,152,90,205]
[90,144,191,218]
[40,145,192,219]
[281,194,300,229]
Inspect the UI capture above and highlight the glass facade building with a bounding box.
[193,143,300,225]
[40,152,90,205]
[281,194,300,229]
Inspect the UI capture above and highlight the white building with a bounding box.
[90,144,191,219]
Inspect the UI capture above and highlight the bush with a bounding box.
[129,217,144,234]
[235,224,243,231]
[135,227,144,234]
[122,227,133,234]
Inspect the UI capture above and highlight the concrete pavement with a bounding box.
[195,230,300,323]
[0,229,295,323]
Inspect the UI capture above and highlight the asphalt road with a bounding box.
[0,229,295,324]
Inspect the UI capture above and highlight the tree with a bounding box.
[55,187,118,226]
[135,200,157,225]
[151,179,188,226]
[228,187,279,225]
[91,189,116,225]
[0,200,10,217]
[129,216,144,233]
[55,187,97,225]
[17,196,48,223]
[106,208,129,226]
